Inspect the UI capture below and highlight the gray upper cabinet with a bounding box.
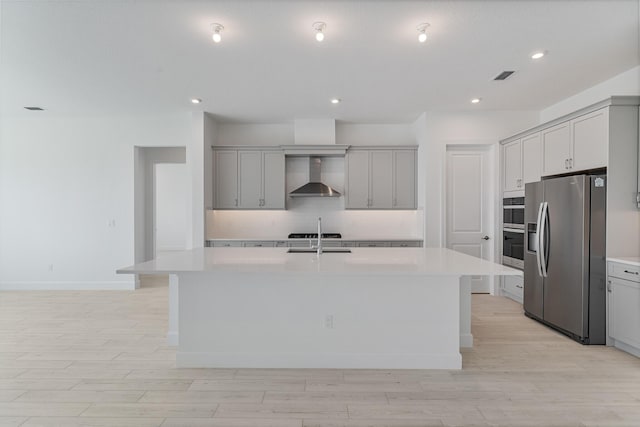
[542,122,572,176]
[393,150,417,209]
[262,151,285,209]
[522,132,542,184]
[214,150,239,208]
[503,139,522,192]
[369,150,393,208]
[345,150,370,209]
[238,151,262,208]
[213,148,285,210]
[346,147,417,210]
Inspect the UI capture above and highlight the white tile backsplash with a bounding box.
[206,207,424,240]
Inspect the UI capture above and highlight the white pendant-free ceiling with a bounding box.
[1,1,638,122]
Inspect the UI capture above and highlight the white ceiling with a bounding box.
[1,0,639,122]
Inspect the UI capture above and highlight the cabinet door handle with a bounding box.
[607,280,612,293]
[516,284,523,289]
[565,159,568,169]
[624,270,639,275]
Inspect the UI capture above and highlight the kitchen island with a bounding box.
[118,247,520,370]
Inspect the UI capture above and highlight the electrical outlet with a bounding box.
[108,219,116,227]
[324,314,334,329]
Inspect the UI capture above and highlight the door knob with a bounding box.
[482,236,490,240]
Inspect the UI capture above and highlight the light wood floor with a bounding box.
[1,275,639,427]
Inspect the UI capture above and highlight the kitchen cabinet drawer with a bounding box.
[211,241,242,247]
[242,241,275,248]
[391,241,422,247]
[609,262,640,283]
[502,275,523,303]
[357,241,392,248]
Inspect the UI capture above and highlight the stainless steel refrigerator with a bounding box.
[524,174,606,344]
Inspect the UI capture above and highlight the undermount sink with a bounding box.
[287,248,352,254]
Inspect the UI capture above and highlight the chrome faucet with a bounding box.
[316,217,323,255]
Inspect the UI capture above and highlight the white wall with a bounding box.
[336,123,414,146]
[0,113,193,289]
[216,123,294,146]
[155,163,188,253]
[540,66,640,122]
[418,110,539,247]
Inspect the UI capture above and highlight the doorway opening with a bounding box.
[133,147,187,266]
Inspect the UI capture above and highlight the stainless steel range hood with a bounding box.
[289,157,341,198]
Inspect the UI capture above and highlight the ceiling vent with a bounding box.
[24,107,44,111]
[494,71,515,81]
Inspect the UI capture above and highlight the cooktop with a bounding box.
[288,233,342,239]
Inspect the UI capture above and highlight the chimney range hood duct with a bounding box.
[289,157,341,197]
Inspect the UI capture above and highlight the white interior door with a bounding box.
[446,147,493,293]
[154,163,188,257]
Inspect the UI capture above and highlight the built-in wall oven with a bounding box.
[503,197,525,269]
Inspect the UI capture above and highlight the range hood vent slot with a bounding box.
[281,144,349,156]
[289,157,341,198]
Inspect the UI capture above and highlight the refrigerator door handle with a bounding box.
[536,202,544,277]
[540,202,549,278]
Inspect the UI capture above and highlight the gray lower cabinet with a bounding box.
[357,241,391,248]
[502,275,524,304]
[211,241,242,247]
[608,261,640,357]
[242,241,275,247]
[346,147,417,209]
[213,147,285,209]
[208,240,423,248]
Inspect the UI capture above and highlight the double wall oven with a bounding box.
[503,197,524,269]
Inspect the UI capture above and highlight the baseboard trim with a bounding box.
[177,351,462,370]
[0,281,136,291]
[167,331,179,346]
[460,333,474,348]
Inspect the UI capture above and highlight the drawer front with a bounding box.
[503,276,524,297]
[391,241,422,247]
[357,241,392,248]
[242,241,275,248]
[212,241,242,247]
[609,262,640,283]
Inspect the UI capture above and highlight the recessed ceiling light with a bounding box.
[417,23,430,43]
[24,106,44,111]
[191,98,202,104]
[331,98,341,104]
[211,23,224,43]
[313,22,326,42]
[471,98,481,104]
[531,51,545,59]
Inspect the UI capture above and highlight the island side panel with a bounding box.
[176,271,462,369]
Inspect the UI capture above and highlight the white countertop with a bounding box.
[118,247,522,277]
[608,257,640,267]
[206,238,424,241]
